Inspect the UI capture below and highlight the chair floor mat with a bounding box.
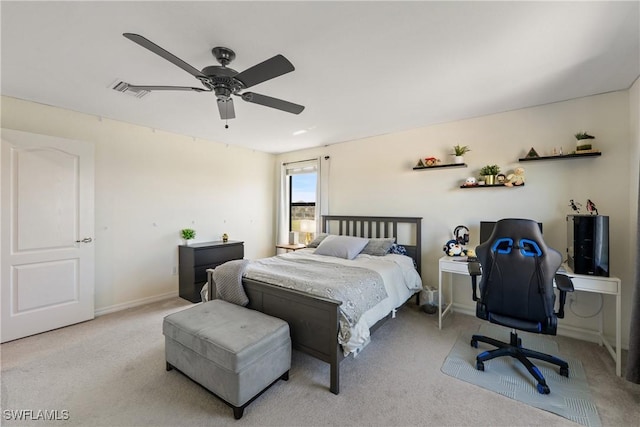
[441,324,601,427]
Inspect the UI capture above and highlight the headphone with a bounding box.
[454,225,469,245]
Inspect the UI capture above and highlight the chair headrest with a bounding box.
[486,219,546,257]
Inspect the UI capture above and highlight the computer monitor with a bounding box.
[479,220,543,243]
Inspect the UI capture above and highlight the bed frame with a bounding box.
[207,215,422,394]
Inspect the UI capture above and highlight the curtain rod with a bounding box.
[282,158,318,166]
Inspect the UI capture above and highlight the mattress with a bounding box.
[244,248,422,355]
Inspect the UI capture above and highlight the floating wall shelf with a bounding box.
[459,184,525,189]
[519,152,601,162]
[413,163,467,171]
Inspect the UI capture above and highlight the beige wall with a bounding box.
[2,88,637,347]
[1,96,276,313]
[278,90,636,348]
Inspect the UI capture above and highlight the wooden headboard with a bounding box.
[321,215,422,275]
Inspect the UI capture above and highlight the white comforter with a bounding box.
[261,249,423,355]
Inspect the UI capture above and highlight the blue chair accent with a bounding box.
[519,238,542,257]
[491,237,513,254]
[468,218,574,394]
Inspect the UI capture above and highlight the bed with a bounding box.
[206,215,423,394]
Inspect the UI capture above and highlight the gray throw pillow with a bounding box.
[360,238,396,256]
[306,233,328,248]
[314,235,369,260]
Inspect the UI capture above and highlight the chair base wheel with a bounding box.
[560,366,569,377]
[470,339,478,348]
[537,383,550,394]
[476,361,485,371]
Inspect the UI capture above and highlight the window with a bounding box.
[290,172,317,233]
[279,159,320,244]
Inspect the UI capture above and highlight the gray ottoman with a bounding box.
[163,300,291,419]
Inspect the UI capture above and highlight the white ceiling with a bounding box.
[2,1,638,154]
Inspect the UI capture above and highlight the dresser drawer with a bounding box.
[194,244,244,266]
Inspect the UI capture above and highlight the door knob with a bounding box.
[75,237,93,243]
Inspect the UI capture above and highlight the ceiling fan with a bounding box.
[121,33,304,124]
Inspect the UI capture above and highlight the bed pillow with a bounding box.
[314,235,369,260]
[389,243,408,256]
[360,237,396,256]
[306,233,328,248]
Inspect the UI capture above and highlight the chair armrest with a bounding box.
[555,273,574,292]
[468,261,482,301]
[554,273,574,319]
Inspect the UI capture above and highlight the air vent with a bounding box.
[110,80,149,98]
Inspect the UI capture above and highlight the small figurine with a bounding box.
[424,157,441,167]
[443,239,465,257]
[463,176,478,187]
[504,167,525,187]
[526,147,540,158]
[569,199,582,213]
[587,199,599,215]
[222,233,229,242]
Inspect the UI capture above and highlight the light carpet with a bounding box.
[442,324,601,427]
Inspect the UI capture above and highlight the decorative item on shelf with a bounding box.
[424,156,441,167]
[569,199,582,213]
[222,233,229,242]
[574,131,596,153]
[479,164,500,185]
[587,199,599,215]
[525,147,540,158]
[181,228,196,245]
[299,219,316,245]
[504,167,525,187]
[496,173,506,184]
[451,144,471,164]
[463,176,478,187]
[415,158,426,167]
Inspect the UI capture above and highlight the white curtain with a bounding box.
[626,173,640,383]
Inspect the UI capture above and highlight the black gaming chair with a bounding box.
[468,218,574,394]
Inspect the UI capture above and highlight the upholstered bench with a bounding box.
[163,300,291,419]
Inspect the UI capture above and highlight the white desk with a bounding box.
[437,255,622,376]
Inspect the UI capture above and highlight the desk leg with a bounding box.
[598,302,604,347]
[438,269,443,330]
[616,291,621,376]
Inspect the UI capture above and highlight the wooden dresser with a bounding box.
[178,240,244,302]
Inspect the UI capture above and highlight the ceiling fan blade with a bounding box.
[234,55,295,89]
[217,99,236,120]
[126,84,209,92]
[123,33,206,79]
[241,92,304,114]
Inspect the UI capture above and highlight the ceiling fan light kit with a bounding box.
[120,33,304,125]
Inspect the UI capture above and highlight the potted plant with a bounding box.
[451,145,471,164]
[181,228,196,245]
[574,131,595,152]
[479,164,500,185]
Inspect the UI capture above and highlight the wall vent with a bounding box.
[110,80,149,99]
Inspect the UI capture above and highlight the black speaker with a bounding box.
[567,215,609,276]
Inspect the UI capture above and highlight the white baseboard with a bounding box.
[94,291,178,317]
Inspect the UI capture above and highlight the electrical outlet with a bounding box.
[172,266,178,276]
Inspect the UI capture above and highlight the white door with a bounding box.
[1,129,95,343]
